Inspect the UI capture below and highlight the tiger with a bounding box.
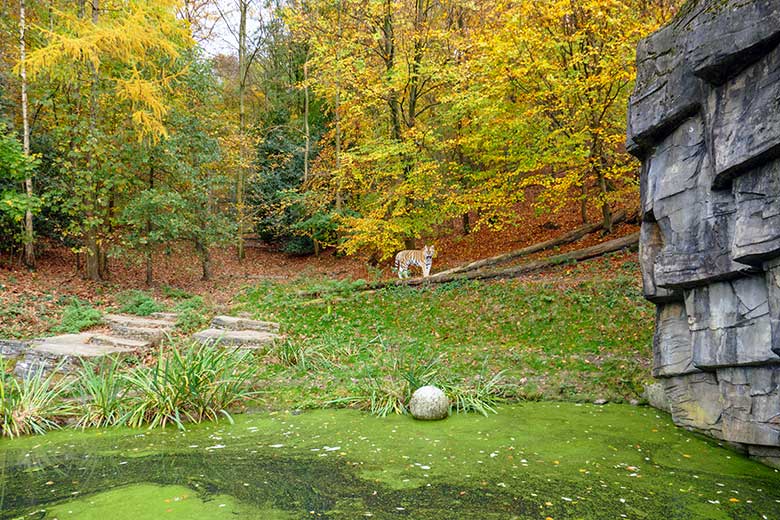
[394,245,436,279]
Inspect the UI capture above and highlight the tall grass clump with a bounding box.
[73,359,128,428]
[1,359,74,437]
[116,290,165,316]
[341,349,509,418]
[122,344,258,429]
[271,339,330,370]
[52,298,102,333]
[342,350,441,417]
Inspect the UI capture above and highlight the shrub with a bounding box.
[116,290,165,316]
[121,344,258,430]
[173,296,209,333]
[52,298,102,333]
[162,285,194,300]
[1,359,74,437]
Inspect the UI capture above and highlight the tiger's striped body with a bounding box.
[394,245,436,279]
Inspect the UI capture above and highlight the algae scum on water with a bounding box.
[2,403,779,519]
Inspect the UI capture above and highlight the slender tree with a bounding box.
[18,0,34,268]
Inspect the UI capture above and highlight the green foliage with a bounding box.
[116,290,165,317]
[173,296,210,333]
[52,298,103,333]
[73,359,128,429]
[121,345,258,430]
[0,359,74,438]
[0,126,40,252]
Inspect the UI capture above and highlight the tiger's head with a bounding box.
[423,245,436,261]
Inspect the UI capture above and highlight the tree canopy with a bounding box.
[0,0,680,279]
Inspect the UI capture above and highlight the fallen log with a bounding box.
[299,231,639,297]
[433,210,626,278]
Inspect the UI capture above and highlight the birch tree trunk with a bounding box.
[303,48,310,183]
[236,0,247,261]
[19,0,35,268]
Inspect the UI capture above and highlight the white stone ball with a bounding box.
[409,385,449,420]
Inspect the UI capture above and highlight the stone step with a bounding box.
[107,324,167,344]
[150,312,179,320]
[88,334,152,350]
[210,315,280,333]
[13,333,147,379]
[192,328,279,349]
[103,314,176,330]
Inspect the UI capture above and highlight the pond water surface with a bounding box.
[1,403,779,519]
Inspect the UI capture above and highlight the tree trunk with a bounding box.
[85,229,100,280]
[145,165,154,285]
[435,210,626,277]
[19,0,34,268]
[597,171,612,233]
[197,241,210,281]
[98,246,108,279]
[145,252,153,286]
[381,0,401,141]
[404,237,415,250]
[580,182,588,224]
[83,0,102,281]
[303,48,310,184]
[299,232,640,296]
[335,87,343,212]
[462,212,470,235]
[236,0,247,262]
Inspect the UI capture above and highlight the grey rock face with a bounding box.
[628,0,780,465]
[652,302,698,377]
[409,386,449,421]
[643,382,671,413]
[0,339,27,359]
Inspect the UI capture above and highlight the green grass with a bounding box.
[235,267,654,409]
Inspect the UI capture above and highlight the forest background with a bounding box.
[0,0,680,285]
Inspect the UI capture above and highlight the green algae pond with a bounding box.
[1,403,779,519]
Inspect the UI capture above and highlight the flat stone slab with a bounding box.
[103,314,176,344]
[192,328,279,349]
[106,324,166,344]
[13,332,151,378]
[88,334,151,350]
[150,312,179,320]
[30,334,141,357]
[103,314,176,329]
[210,315,280,333]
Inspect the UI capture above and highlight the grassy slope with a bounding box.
[236,254,654,408]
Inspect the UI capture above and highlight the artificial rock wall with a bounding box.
[628,0,780,465]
